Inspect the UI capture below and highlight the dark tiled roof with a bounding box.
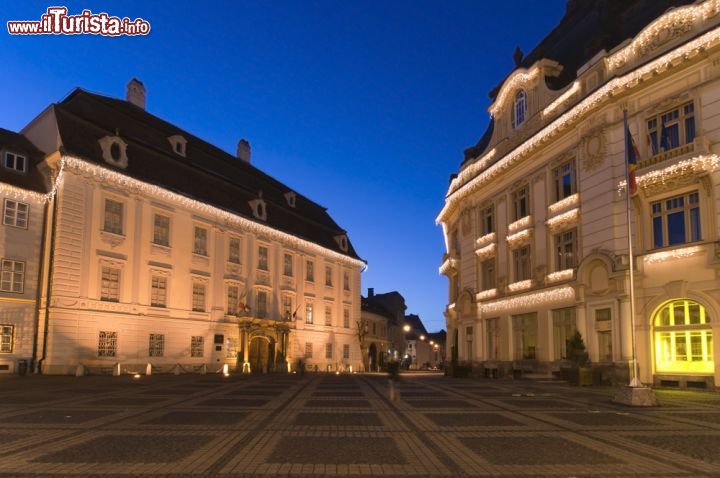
[404,313,428,335]
[53,89,361,261]
[362,291,407,325]
[0,128,50,194]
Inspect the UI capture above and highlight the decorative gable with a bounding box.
[98,135,128,169]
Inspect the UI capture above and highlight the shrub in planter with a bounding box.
[563,331,593,386]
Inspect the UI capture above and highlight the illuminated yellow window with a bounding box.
[654,299,713,374]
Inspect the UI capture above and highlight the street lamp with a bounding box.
[420,335,425,341]
[403,324,411,332]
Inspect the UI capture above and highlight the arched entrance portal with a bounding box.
[653,299,714,375]
[368,343,377,371]
[249,336,275,373]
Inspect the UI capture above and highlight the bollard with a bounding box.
[200,364,207,375]
[75,364,85,377]
[174,364,181,375]
[113,363,121,376]
[146,363,152,376]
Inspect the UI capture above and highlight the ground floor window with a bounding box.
[226,337,239,358]
[149,334,164,357]
[0,325,14,353]
[486,318,500,360]
[512,313,537,360]
[597,331,612,362]
[191,336,204,357]
[343,344,350,359]
[98,331,117,357]
[654,299,713,374]
[552,308,575,360]
[465,326,473,360]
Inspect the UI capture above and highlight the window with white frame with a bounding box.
[305,342,313,358]
[555,229,577,270]
[343,344,350,359]
[192,282,206,312]
[596,307,613,362]
[512,185,530,221]
[306,260,314,282]
[305,301,314,324]
[150,275,167,307]
[98,331,117,357]
[325,305,333,326]
[480,257,495,291]
[100,266,119,302]
[193,226,208,256]
[343,271,350,291]
[149,334,164,357]
[343,308,350,328]
[152,214,170,246]
[651,191,701,248]
[480,205,494,235]
[0,325,14,353]
[325,343,333,359]
[227,285,239,315]
[282,295,293,320]
[103,199,123,235]
[552,308,575,360]
[258,246,268,271]
[647,102,695,155]
[226,337,239,358]
[256,290,268,318]
[283,253,293,276]
[512,90,527,129]
[325,265,333,287]
[4,152,26,173]
[552,159,576,202]
[3,199,28,228]
[486,318,500,360]
[513,246,531,282]
[191,336,204,357]
[654,299,713,373]
[228,238,241,264]
[512,313,537,360]
[1,260,24,294]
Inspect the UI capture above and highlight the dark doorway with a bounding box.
[368,343,377,372]
[249,337,273,374]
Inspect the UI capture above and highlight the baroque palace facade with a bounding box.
[0,80,365,375]
[439,0,720,388]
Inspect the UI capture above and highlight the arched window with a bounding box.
[654,299,713,374]
[513,90,527,129]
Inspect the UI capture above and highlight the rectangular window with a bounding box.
[103,199,123,235]
[98,331,117,357]
[651,191,701,248]
[486,318,500,360]
[466,326,473,360]
[1,260,25,294]
[480,258,495,291]
[306,260,314,282]
[325,265,333,287]
[227,285,239,315]
[598,331,612,362]
[596,308,611,322]
[480,205,494,235]
[325,305,333,326]
[193,226,208,255]
[3,199,28,228]
[0,325,14,353]
[226,337,239,358]
[325,343,333,359]
[305,302,314,324]
[343,308,350,328]
[258,246,268,271]
[282,295,293,320]
[647,101,695,154]
[512,313,537,360]
[451,229,460,254]
[283,253,293,277]
[512,185,530,221]
[4,152,27,173]
[513,246,531,282]
[149,333,165,357]
[191,336,204,357]
[256,290,268,318]
[343,344,350,359]
[150,275,167,308]
[552,308,575,360]
[343,271,350,291]
[153,214,170,246]
[305,342,313,358]
[100,266,119,302]
[192,282,206,312]
[228,238,241,264]
[553,160,576,202]
[555,229,578,270]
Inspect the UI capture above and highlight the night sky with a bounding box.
[1,1,566,332]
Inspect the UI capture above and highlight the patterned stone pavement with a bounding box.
[0,373,719,477]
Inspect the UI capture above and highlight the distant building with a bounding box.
[361,289,407,369]
[439,0,719,388]
[426,330,446,369]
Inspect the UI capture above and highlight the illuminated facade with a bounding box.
[8,80,364,375]
[439,0,720,388]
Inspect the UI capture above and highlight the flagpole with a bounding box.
[623,109,641,388]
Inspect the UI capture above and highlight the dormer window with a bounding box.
[98,136,128,169]
[4,152,27,173]
[334,234,349,252]
[512,90,527,129]
[167,135,187,157]
[249,196,267,221]
[284,191,297,208]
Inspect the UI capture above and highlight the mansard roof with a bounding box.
[51,88,362,261]
[0,128,50,194]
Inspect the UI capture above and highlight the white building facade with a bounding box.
[440,0,720,388]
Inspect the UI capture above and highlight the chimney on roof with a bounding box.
[126,78,146,109]
[237,139,251,163]
[368,287,374,298]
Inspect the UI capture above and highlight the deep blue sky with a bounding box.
[1,1,566,332]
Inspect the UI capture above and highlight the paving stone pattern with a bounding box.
[0,373,718,477]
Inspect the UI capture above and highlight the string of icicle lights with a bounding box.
[480,286,575,314]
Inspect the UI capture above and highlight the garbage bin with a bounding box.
[17,360,28,376]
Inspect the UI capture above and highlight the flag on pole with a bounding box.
[626,126,640,196]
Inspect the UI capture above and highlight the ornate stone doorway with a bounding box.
[249,336,274,374]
